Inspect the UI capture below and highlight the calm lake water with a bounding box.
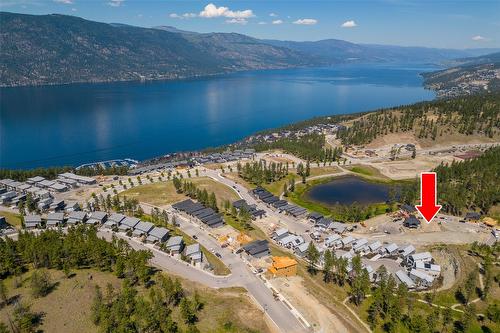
[0,64,436,169]
[306,176,393,205]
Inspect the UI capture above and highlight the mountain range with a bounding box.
[1,11,499,87]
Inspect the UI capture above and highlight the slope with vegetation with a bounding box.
[1,12,498,87]
[0,226,268,333]
[337,93,500,146]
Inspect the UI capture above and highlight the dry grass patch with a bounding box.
[0,210,22,228]
[190,177,240,204]
[120,180,186,206]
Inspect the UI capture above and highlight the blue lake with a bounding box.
[0,63,436,169]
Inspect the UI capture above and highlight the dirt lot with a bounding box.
[368,154,457,180]
[270,276,351,333]
[352,213,493,247]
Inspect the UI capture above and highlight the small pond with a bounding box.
[305,176,395,206]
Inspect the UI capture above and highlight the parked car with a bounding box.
[215,252,222,258]
[192,235,198,240]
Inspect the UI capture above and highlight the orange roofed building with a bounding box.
[268,256,298,278]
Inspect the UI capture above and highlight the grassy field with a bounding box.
[0,210,23,228]
[346,164,391,180]
[190,177,240,206]
[0,268,269,333]
[262,174,298,196]
[120,180,185,206]
[308,166,342,177]
[121,177,239,209]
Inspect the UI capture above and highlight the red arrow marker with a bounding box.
[415,172,442,223]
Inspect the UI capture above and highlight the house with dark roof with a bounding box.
[146,227,169,243]
[308,212,323,223]
[67,211,87,225]
[315,217,333,231]
[87,211,108,225]
[242,239,270,258]
[400,204,417,214]
[465,212,481,221]
[404,216,420,228]
[119,217,141,231]
[133,221,155,237]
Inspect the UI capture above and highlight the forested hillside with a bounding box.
[434,146,500,215]
[0,12,310,87]
[0,226,267,333]
[338,93,500,145]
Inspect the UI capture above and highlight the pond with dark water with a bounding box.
[305,175,395,206]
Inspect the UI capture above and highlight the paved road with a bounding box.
[203,168,311,235]
[139,204,309,333]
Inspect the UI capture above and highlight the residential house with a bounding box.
[407,252,433,267]
[294,242,310,257]
[119,217,140,231]
[87,211,108,225]
[67,211,87,225]
[404,216,420,228]
[324,234,342,248]
[308,212,323,223]
[46,212,64,227]
[315,217,333,231]
[24,215,42,229]
[243,240,270,258]
[415,262,441,277]
[368,241,382,253]
[271,228,289,241]
[340,236,356,248]
[409,269,434,288]
[146,227,170,243]
[395,270,415,289]
[399,245,416,258]
[165,236,184,254]
[382,243,399,256]
[352,238,368,253]
[331,222,347,234]
[184,243,203,263]
[133,221,155,237]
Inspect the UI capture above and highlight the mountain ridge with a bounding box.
[1,11,499,87]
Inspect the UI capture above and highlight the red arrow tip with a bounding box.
[415,204,442,223]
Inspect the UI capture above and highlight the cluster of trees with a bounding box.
[306,246,371,306]
[221,200,253,230]
[0,165,129,182]
[86,193,143,217]
[253,134,342,162]
[173,178,218,212]
[0,226,153,284]
[0,225,208,333]
[0,226,157,332]
[434,146,499,215]
[338,93,500,145]
[236,160,289,185]
[91,274,203,333]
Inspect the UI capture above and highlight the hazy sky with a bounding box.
[2,0,500,49]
